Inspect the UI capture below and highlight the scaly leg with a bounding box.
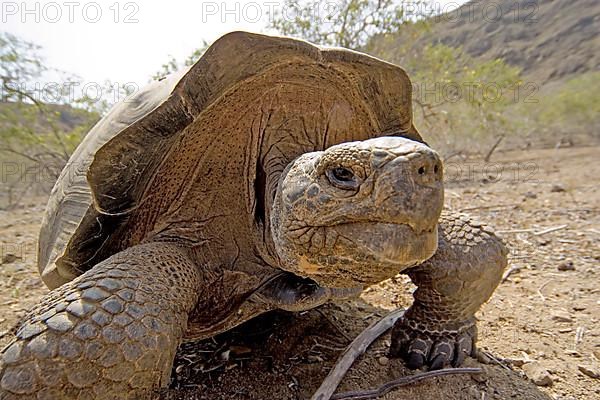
[390,212,507,369]
[0,243,200,400]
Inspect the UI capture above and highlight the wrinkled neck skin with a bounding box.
[184,158,362,338]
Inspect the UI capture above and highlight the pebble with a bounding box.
[475,351,493,364]
[550,184,566,193]
[523,362,553,386]
[578,365,600,379]
[471,367,488,383]
[551,310,574,323]
[229,345,252,356]
[507,357,530,367]
[565,350,581,357]
[0,253,20,265]
[377,356,389,366]
[220,350,230,361]
[558,261,575,271]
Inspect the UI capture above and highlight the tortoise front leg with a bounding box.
[0,243,200,400]
[389,212,507,369]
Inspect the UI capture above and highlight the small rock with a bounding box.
[523,362,553,386]
[558,261,575,271]
[471,368,488,383]
[537,238,551,246]
[507,358,530,367]
[523,191,537,199]
[573,305,586,311]
[377,356,389,366]
[551,310,574,323]
[0,253,20,265]
[229,345,252,356]
[475,351,493,364]
[578,365,600,379]
[550,184,566,193]
[219,350,230,361]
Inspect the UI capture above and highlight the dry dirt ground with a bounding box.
[1,145,599,399]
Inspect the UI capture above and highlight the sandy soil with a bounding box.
[1,145,599,399]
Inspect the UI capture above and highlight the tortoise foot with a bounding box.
[0,243,200,399]
[389,315,477,370]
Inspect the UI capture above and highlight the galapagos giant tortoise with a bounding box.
[0,32,507,399]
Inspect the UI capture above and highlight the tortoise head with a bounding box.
[271,136,443,289]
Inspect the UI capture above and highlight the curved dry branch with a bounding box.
[311,309,404,400]
[311,308,482,400]
[330,368,483,400]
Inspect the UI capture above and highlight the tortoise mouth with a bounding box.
[332,220,437,259]
[287,221,438,288]
[353,222,438,265]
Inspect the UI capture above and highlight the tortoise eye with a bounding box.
[326,167,360,190]
[332,167,354,181]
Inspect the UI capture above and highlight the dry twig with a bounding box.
[537,279,553,301]
[533,224,567,236]
[478,350,511,371]
[484,135,505,162]
[575,327,585,349]
[460,203,518,212]
[329,368,483,400]
[311,309,404,400]
[496,229,536,234]
[502,266,521,283]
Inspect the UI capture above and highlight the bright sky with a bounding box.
[3,0,468,87]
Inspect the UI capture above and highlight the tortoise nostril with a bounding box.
[418,166,426,175]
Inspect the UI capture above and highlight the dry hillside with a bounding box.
[378,0,600,84]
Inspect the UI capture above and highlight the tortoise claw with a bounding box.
[389,316,477,370]
[453,331,474,367]
[407,352,426,369]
